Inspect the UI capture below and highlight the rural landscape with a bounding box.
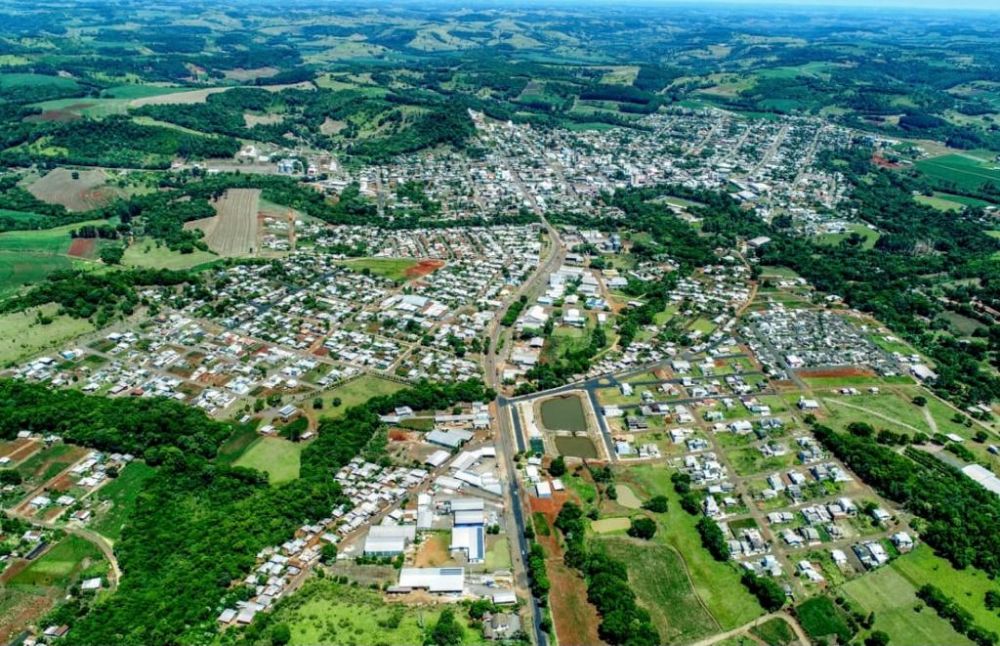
[1,0,1000,645]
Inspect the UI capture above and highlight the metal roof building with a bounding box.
[450,526,484,563]
[427,429,474,449]
[397,567,465,593]
[364,525,416,556]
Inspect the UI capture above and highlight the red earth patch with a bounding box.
[67,238,96,258]
[404,259,445,279]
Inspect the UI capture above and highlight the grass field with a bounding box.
[891,544,1000,635]
[0,306,94,365]
[232,436,302,484]
[9,536,103,588]
[267,578,485,645]
[90,462,157,541]
[336,257,420,282]
[915,154,1000,195]
[590,517,630,533]
[600,538,720,644]
[484,536,512,570]
[627,465,763,630]
[122,239,218,270]
[813,223,880,249]
[795,596,854,643]
[319,375,406,418]
[0,219,106,297]
[841,564,972,646]
[750,617,796,645]
[0,73,78,90]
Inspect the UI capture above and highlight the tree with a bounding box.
[548,455,566,477]
[270,623,291,646]
[320,543,337,564]
[312,397,323,410]
[912,395,927,407]
[865,630,891,646]
[642,495,668,513]
[99,245,125,265]
[427,608,464,646]
[740,572,786,612]
[627,516,657,540]
[332,397,342,407]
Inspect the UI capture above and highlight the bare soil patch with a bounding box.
[67,238,96,259]
[0,439,39,463]
[223,67,280,82]
[404,259,445,279]
[414,533,452,567]
[243,112,284,127]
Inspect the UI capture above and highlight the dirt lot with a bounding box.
[0,439,40,464]
[67,238,97,259]
[185,188,261,256]
[414,533,453,567]
[404,259,445,280]
[26,168,116,212]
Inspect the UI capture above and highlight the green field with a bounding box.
[319,375,406,417]
[336,257,419,282]
[750,617,796,646]
[626,465,763,630]
[841,564,972,646]
[891,544,1000,635]
[266,579,485,645]
[600,538,720,644]
[232,436,302,484]
[0,220,106,297]
[915,154,1000,194]
[0,305,95,365]
[0,73,78,90]
[795,596,854,643]
[90,462,157,541]
[813,223,880,249]
[9,536,104,588]
[122,239,218,271]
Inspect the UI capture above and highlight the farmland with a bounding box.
[0,219,106,297]
[184,188,260,257]
[232,436,303,484]
[24,168,117,212]
[914,154,1000,198]
[8,536,105,588]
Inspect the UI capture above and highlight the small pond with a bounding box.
[539,395,588,433]
[555,435,599,459]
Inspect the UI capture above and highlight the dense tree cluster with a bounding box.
[918,584,998,646]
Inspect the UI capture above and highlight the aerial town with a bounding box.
[2,4,1000,646]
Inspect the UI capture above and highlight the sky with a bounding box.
[653,0,999,9]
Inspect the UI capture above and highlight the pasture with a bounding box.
[0,306,94,365]
[25,168,117,211]
[122,239,218,270]
[915,154,1000,195]
[232,436,302,484]
[8,536,103,588]
[841,565,973,646]
[319,375,406,417]
[336,257,420,282]
[185,188,260,257]
[795,596,854,643]
[626,465,763,630]
[0,219,107,296]
[600,538,721,644]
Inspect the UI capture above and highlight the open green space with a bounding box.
[891,544,1000,635]
[318,375,406,418]
[915,154,1000,194]
[232,436,302,484]
[841,564,973,646]
[813,223,880,249]
[9,536,104,588]
[122,239,219,271]
[90,462,157,541]
[0,73,78,90]
[750,617,796,645]
[599,537,720,644]
[626,465,763,630]
[794,596,854,643]
[266,578,485,645]
[336,257,419,282]
[0,305,95,365]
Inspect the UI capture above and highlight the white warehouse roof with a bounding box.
[398,567,465,592]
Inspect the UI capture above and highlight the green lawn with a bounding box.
[336,257,419,282]
[484,536,512,570]
[122,239,218,270]
[232,436,302,484]
[626,465,763,630]
[841,564,972,646]
[91,462,157,542]
[600,538,720,644]
[267,579,486,645]
[891,544,1000,635]
[813,223,880,249]
[795,596,854,643]
[750,617,797,646]
[9,536,103,588]
[319,375,406,418]
[0,305,95,365]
